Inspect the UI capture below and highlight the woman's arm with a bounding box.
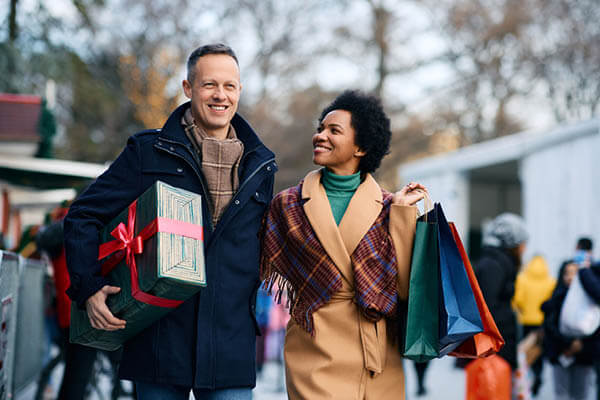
[389,204,418,300]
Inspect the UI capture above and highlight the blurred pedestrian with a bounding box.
[542,260,599,400]
[412,360,430,396]
[512,255,556,396]
[574,237,593,267]
[255,288,272,377]
[266,289,290,392]
[575,238,600,400]
[474,213,528,372]
[260,90,426,399]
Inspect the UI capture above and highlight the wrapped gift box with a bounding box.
[70,181,205,351]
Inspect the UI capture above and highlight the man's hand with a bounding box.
[393,182,428,206]
[85,285,126,331]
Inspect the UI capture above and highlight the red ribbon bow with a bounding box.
[98,200,203,308]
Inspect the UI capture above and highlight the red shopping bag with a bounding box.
[448,223,504,358]
[466,354,511,400]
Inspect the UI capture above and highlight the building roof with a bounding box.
[0,93,42,142]
[400,118,600,178]
[0,155,107,190]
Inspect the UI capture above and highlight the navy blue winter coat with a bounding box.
[64,102,277,389]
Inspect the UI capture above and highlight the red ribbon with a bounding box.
[97,200,203,308]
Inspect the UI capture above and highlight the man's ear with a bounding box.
[182,79,192,99]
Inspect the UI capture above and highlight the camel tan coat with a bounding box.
[284,170,417,400]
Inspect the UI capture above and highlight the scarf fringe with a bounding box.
[261,264,317,336]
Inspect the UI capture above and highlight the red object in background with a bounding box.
[52,249,71,329]
[465,354,511,400]
[1,189,9,237]
[448,223,505,358]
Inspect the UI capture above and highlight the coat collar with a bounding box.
[301,169,383,283]
[157,101,273,160]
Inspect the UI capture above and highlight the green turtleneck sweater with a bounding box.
[322,168,361,225]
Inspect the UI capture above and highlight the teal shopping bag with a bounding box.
[403,209,440,362]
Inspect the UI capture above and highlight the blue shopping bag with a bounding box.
[435,203,483,356]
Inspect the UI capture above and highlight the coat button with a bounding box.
[234,200,240,205]
[158,141,163,146]
[170,146,175,151]
[177,168,183,173]
[266,166,271,171]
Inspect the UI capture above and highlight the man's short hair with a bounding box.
[187,44,239,83]
[577,237,593,251]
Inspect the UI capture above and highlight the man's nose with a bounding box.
[212,86,226,100]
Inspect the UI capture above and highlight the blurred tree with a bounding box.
[533,0,600,121]
[119,47,180,129]
[56,51,141,162]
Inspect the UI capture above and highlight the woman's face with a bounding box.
[563,262,579,286]
[312,110,365,175]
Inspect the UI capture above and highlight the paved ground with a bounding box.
[15,353,597,399]
[253,356,598,400]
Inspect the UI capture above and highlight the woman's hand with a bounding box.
[393,182,428,206]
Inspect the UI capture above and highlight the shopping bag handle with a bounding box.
[415,189,434,222]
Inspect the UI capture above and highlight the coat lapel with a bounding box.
[302,170,353,284]
[338,173,383,256]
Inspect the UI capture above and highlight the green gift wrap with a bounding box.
[70,181,206,351]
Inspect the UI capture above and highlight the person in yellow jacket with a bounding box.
[512,254,556,396]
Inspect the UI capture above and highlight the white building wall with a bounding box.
[521,132,600,275]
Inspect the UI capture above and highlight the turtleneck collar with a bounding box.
[321,168,361,193]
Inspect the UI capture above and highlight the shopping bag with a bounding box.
[466,354,511,400]
[403,207,440,362]
[448,223,504,358]
[436,203,483,356]
[559,272,600,337]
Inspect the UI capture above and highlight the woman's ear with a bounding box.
[354,148,366,158]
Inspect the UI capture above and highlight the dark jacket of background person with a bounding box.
[579,263,600,356]
[542,262,600,365]
[474,246,519,369]
[64,102,277,389]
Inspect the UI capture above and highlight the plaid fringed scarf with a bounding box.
[260,181,399,335]
[182,108,244,226]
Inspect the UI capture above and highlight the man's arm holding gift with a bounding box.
[64,136,144,330]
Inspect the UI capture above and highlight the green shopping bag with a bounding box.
[403,208,440,362]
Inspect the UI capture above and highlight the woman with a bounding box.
[542,261,597,400]
[473,213,528,371]
[260,90,426,399]
[512,254,556,395]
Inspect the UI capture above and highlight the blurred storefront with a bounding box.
[0,93,106,250]
[398,119,600,273]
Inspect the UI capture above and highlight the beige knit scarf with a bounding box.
[182,108,244,226]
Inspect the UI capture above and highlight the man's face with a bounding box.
[183,54,241,138]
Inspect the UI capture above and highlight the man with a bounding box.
[573,237,600,400]
[64,44,277,399]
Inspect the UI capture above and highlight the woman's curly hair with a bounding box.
[318,90,391,174]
